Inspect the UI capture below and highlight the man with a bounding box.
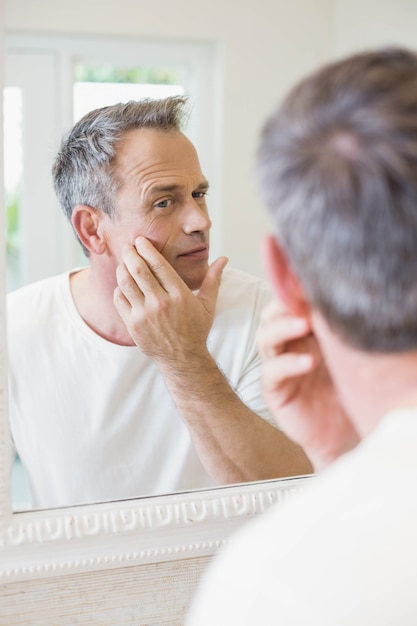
[187,48,417,625]
[7,96,311,509]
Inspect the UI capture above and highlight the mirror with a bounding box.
[4,32,313,512]
[5,0,417,515]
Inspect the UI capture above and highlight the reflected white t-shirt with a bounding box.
[187,407,417,626]
[7,267,273,509]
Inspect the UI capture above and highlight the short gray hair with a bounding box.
[257,48,417,352]
[52,96,188,255]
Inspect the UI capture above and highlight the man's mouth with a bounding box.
[177,246,209,260]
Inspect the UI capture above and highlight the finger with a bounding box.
[115,256,147,305]
[113,284,133,319]
[261,353,315,408]
[120,242,168,298]
[197,256,228,314]
[260,297,291,322]
[133,236,183,294]
[261,352,315,394]
[260,297,312,329]
[263,351,314,373]
[256,314,311,358]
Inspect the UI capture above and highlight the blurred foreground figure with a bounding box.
[187,47,417,625]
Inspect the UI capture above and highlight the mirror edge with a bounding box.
[0,0,13,534]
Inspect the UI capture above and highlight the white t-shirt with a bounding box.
[7,267,273,509]
[187,407,417,626]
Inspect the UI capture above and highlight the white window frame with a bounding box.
[5,33,220,287]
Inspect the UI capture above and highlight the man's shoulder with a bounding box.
[7,272,69,302]
[7,271,71,332]
[213,266,272,325]
[219,266,271,300]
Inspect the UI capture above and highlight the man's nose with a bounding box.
[182,201,212,234]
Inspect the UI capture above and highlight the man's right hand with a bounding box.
[256,299,360,471]
[113,238,227,367]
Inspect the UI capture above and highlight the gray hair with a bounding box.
[52,96,188,255]
[257,47,417,352]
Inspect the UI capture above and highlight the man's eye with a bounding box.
[155,199,173,209]
[192,191,207,199]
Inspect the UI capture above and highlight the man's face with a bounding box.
[101,128,211,291]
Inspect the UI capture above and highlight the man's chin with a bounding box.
[179,267,209,292]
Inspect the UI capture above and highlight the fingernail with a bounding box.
[298,354,313,368]
[292,318,308,331]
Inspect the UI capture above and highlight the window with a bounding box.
[73,64,185,123]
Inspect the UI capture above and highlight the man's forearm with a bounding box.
[157,351,313,483]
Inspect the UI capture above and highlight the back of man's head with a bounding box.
[257,47,417,353]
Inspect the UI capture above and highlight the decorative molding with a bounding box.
[0,476,312,582]
[0,539,226,581]
[3,478,308,545]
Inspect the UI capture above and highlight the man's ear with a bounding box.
[262,234,310,317]
[71,205,107,256]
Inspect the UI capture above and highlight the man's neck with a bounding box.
[69,266,135,346]
[313,313,417,439]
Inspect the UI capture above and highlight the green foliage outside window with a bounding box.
[74,65,181,86]
[6,190,20,254]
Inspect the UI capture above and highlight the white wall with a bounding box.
[336,0,417,57]
[4,0,335,277]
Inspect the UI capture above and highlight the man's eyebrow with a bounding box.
[149,180,210,194]
[150,183,181,193]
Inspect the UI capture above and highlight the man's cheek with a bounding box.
[143,227,171,258]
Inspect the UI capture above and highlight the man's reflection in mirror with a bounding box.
[7,97,312,509]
